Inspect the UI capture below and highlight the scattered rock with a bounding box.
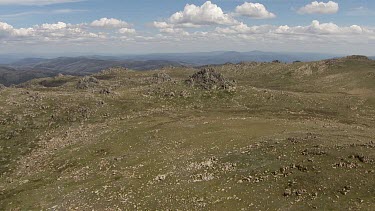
[296,164,308,172]
[154,174,167,181]
[188,157,218,170]
[151,72,172,84]
[296,189,307,196]
[284,188,292,196]
[191,172,215,182]
[302,148,326,156]
[354,154,373,163]
[0,83,6,90]
[180,90,191,98]
[99,87,112,95]
[164,92,175,97]
[339,186,352,195]
[220,162,237,172]
[333,161,360,169]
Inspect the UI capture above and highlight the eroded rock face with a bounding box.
[186,68,236,91]
[76,76,99,89]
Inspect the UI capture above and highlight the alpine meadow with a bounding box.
[0,1,375,210]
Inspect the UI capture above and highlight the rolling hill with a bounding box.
[1,55,374,210]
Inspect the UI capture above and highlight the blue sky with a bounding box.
[0,0,374,55]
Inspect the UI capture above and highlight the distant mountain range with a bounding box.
[9,57,185,74]
[0,51,345,65]
[115,51,344,65]
[0,51,371,86]
[0,65,57,86]
[0,57,185,86]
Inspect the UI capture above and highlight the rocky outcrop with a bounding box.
[186,68,236,91]
[76,76,99,89]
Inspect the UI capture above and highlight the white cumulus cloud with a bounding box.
[215,20,368,37]
[168,1,238,27]
[41,22,67,30]
[152,21,173,29]
[0,18,139,42]
[118,28,136,35]
[0,22,35,37]
[235,2,276,19]
[0,22,13,32]
[90,18,130,28]
[298,1,339,15]
[1,17,374,55]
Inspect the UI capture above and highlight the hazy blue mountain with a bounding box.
[116,51,342,65]
[0,51,346,85]
[9,57,186,73]
[9,58,46,66]
[2,51,342,66]
[0,65,56,86]
[1,57,186,85]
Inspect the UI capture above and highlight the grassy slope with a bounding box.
[0,57,375,210]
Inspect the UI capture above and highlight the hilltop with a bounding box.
[0,56,374,210]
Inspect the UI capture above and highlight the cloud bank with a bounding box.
[0,1,373,54]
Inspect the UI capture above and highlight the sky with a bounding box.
[0,0,374,55]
